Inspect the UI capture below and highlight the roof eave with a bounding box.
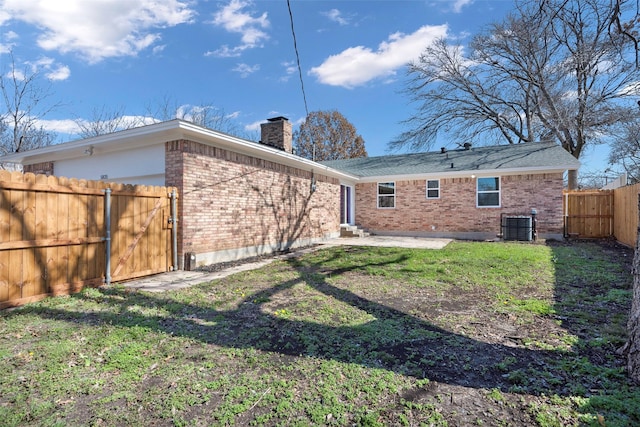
[0,120,359,182]
[176,122,360,181]
[355,165,579,183]
[0,120,183,163]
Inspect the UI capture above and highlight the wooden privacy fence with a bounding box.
[563,182,640,247]
[563,190,614,238]
[613,183,640,247]
[0,171,178,309]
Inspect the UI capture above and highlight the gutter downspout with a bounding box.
[104,188,112,285]
[170,189,178,270]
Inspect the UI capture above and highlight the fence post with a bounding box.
[104,188,112,285]
[171,189,178,271]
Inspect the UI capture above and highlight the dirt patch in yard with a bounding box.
[185,239,636,426]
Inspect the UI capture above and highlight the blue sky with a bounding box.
[0,0,609,176]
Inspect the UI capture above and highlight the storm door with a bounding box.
[340,185,353,225]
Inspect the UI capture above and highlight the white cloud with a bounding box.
[152,44,167,55]
[310,24,448,88]
[245,120,263,132]
[279,61,296,82]
[452,0,473,13]
[0,0,195,63]
[0,30,18,53]
[4,30,18,40]
[0,10,10,25]
[6,68,24,80]
[208,0,269,57]
[205,44,249,58]
[232,63,259,78]
[27,57,71,81]
[40,115,156,136]
[45,64,70,81]
[322,9,349,26]
[35,118,81,135]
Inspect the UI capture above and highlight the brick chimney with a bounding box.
[260,116,292,153]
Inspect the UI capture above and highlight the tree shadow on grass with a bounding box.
[7,245,606,400]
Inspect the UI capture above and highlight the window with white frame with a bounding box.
[426,179,440,199]
[377,182,395,208]
[477,177,500,207]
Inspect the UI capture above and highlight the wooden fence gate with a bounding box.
[563,190,614,238]
[563,183,640,246]
[0,171,177,309]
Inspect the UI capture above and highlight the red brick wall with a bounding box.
[165,140,340,266]
[23,162,54,176]
[355,173,564,237]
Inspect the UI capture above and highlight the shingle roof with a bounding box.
[320,142,580,178]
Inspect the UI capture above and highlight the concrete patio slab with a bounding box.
[121,236,451,292]
[323,235,452,250]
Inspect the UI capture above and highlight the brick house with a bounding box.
[1,119,579,269]
[322,143,580,240]
[2,118,353,269]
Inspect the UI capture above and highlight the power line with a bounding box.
[287,0,309,119]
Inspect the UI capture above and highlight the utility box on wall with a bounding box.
[184,252,196,271]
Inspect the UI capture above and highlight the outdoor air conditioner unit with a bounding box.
[503,216,533,241]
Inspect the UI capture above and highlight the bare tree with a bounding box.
[606,0,640,386]
[0,52,59,154]
[294,110,367,161]
[73,96,254,140]
[75,105,148,138]
[393,0,640,189]
[609,118,640,184]
[145,95,244,137]
[622,199,640,384]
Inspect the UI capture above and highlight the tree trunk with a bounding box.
[567,169,579,190]
[626,194,640,383]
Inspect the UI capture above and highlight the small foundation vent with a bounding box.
[502,216,533,241]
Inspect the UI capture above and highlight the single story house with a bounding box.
[0,118,579,268]
[321,142,580,241]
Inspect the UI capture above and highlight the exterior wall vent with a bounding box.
[502,215,533,241]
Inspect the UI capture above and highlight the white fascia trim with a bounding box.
[176,121,359,182]
[355,166,576,183]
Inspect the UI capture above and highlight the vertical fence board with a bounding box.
[68,178,80,287]
[95,186,105,281]
[34,174,49,295]
[77,188,89,285]
[112,186,124,279]
[22,174,37,299]
[9,186,24,300]
[46,176,60,294]
[57,177,71,291]
[120,192,132,278]
[0,181,10,302]
[150,203,161,273]
[132,195,142,276]
[86,181,98,281]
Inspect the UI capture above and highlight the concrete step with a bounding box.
[340,225,370,238]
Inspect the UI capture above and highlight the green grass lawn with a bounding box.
[1,240,638,426]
